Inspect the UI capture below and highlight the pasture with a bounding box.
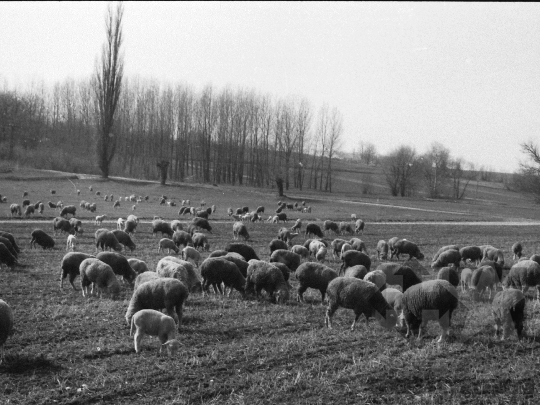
[1,170,540,404]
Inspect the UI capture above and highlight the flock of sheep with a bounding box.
[1,188,539,361]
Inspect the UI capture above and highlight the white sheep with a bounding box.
[132,205,137,211]
[66,234,77,251]
[341,243,353,257]
[182,246,201,267]
[79,258,121,299]
[95,215,106,225]
[158,238,179,254]
[316,246,327,262]
[130,309,181,356]
[351,214,357,220]
[117,218,125,230]
[364,270,387,291]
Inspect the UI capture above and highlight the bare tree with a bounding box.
[518,141,540,201]
[421,142,450,198]
[382,145,419,197]
[93,2,124,179]
[358,141,378,165]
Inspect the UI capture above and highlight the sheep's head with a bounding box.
[375,308,398,330]
[162,339,181,357]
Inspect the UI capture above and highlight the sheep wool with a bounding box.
[79,258,121,299]
[504,260,540,300]
[295,262,338,304]
[492,289,526,340]
[60,252,96,289]
[270,249,301,272]
[200,257,245,296]
[133,271,160,291]
[130,309,180,356]
[245,260,289,304]
[0,299,14,361]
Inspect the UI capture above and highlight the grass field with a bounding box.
[1,169,540,404]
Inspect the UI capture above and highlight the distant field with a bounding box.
[1,168,540,404]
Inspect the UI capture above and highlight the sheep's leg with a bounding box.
[297,285,307,303]
[175,304,183,329]
[325,305,338,329]
[134,331,143,353]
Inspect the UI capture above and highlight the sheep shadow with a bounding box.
[0,354,63,375]
[83,347,134,360]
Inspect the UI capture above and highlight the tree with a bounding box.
[381,146,419,197]
[358,141,378,165]
[421,142,450,198]
[93,2,124,179]
[448,158,474,200]
[518,141,540,201]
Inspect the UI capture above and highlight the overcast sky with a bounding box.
[2,2,539,173]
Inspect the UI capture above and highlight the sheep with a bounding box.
[401,279,459,343]
[48,201,58,209]
[22,199,30,208]
[470,266,498,301]
[171,220,183,232]
[116,218,125,230]
[30,229,55,250]
[66,234,77,251]
[492,289,526,340]
[503,260,540,300]
[269,239,288,254]
[37,203,44,214]
[134,271,160,290]
[172,230,193,249]
[459,246,483,265]
[530,254,540,266]
[330,239,347,259]
[152,220,174,238]
[182,246,201,267]
[277,227,298,244]
[270,249,301,272]
[315,246,327,262]
[431,249,461,269]
[275,213,288,223]
[340,250,371,275]
[200,257,246,297]
[337,222,353,235]
[192,233,210,251]
[479,259,503,284]
[95,215,106,225]
[512,242,523,260]
[96,251,137,286]
[111,230,136,252]
[227,207,233,216]
[125,278,188,329]
[376,263,422,292]
[196,210,209,219]
[0,299,14,362]
[59,252,95,290]
[95,230,123,252]
[52,217,74,235]
[10,204,22,217]
[69,218,83,236]
[130,309,181,356]
[392,240,424,261]
[309,240,327,257]
[323,220,339,235]
[60,205,77,218]
[156,258,197,290]
[256,206,265,214]
[123,220,138,235]
[0,231,19,255]
[0,243,17,270]
[79,258,121,299]
[479,245,496,257]
[270,261,291,284]
[0,239,16,266]
[387,237,399,257]
[354,219,365,234]
[436,267,459,288]
[159,238,180,254]
[245,260,289,303]
[219,254,249,278]
[341,243,353,256]
[483,247,504,265]
[364,270,387,291]
[304,223,324,238]
[325,277,398,331]
[432,245,460,263]
[295,262,338,304]
[225,243,259,261]
[373,240,388,261]
[343,265,368,279]
[460,268,473,291]
[33,201,42,210]
[233,221,250,240]
[381,288,404,325]
[192,217,212,233]
[125,259,147,276]
[88,203,97,213]
[290,245,309,259]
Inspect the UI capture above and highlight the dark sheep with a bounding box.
[432,245,460,263]
[0,237,17,259]
[479,259,503,284]
[0,231,20,255]
[242,206,249,214]
[200,257,246,297]
[512,242,523,260]
[236,208,243,215]
[431,249,461,269]
[221,254,249,278]
[275,212,287,223]
[233,222,250,241]
[392,240,424,260]
[530,254,540,266]
[323,220,339,235]
[340,250,371,275]
[330,238,348,259]
[503,260,540,299]
[30,229,55,250]
[295,262,338,303]
[377,263,422,292]
[33,201,42,210]
[270,261,291,283]
[192,232,210,251]
[172,230,193,248]
[95,230,123,252]
[152,220,174,238]
[436,267,460,288]
[60,252,95,290]
[22,199,30,208]
[124,220,137,235]
[53,217,75,235]
[269,239,288,254]
[270,249,301,272]
[245,260,289,303]
[112,230,136,252]
[192,218,212,233]
[225,243,259,261]
[256,206,265,214]
[60,205,77,218]
[196,211,209,219]
[69,218,83,235]
[96,252,137,285]
[0,243,17,270]
[459,246,483,264]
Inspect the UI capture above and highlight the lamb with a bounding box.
[325,277,398,331]
[376,240,389,260]
[112,230,136,251]
[270,249,301,272]
[96,251,137,285]
[323,220,339,235]
[192,217,212,233]
[159,238,180,254]
[233,221,250,240]
[295,262,338,304]
[432,245,460,263]
[503,260,540,300]
[354,219,365,234]
[200,257,246,297]
[60,252,95,289]
[401,279,459,342]
[245,260,289,303]
[269,239,289,254]
[225,243,260,261]
[0,299,14,362]
[152,220,174,238]
[483,247,504,265]
[340,250,371,275]
[343,265,368,279]
[125,278,189,329]
[431,249,461,269]
[53,217,75,235]
[79,258,121,299]
[512,242,523,260]
[459,246,483,265]
[338,222,354,235]
[95,215,106,225]
[381,288,404,324]
[30,229,55,250]
[117,218,125,230]
[172,231,193,249]
[130,309,181,356]
[66,234,77,251]
[171,220,183,232]
[95,230,123,252]
[0,243,17,270]
[123,220,138,235]
[10,203,21,217]
[182,246,201,267]
[0,231,20,255]
[492,289,526,340]
[290,245,309,259]
[134,271,160,290]
[60,205,77,218]
[460,268,473,291]
[192,233,210,251]
[392,240,424,260]
[315,246,327,262]
[376,263,421,292]
[128,258,149,275]
[364,270,387,291]
[305,223,324,238]
[436,267,459,288]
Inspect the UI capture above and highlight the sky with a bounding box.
[1,2,540,173]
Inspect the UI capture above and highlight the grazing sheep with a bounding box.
[200,257,245,297]
[277,227,298,244]
[309,240,326,257]
[323,220,339,235]
[325,277,397,330]
[48,201,58,209]
[172,230,193,249]
[66,234,76,251]
[392,240,424,261]
[22,199,30,208]
[60,205,77,218]
[270,261,291,284]
[270,249,301,272]
[354,219,365,235]
[344,265,368,279]
[0,231,19,255]
[290,219,302,233]
[95,230,123,252]
[401,279,459,342]
[340,250,371,275]
[52,217,74,235]
[387,237,399,257]
[377,263,421,292]
[79,258,121,299]
[233,221,250,240]
[159,238,180,254]
[192,217,212,233]
[30,229,55,250]
[483,247,504,265]
[256,206,265,214]
[479,259,503,284]
[225,243,259,261]
[69,218,83,236]
[471,266,498,301]
[290,245,309,259]
[512,242,523,260]
[59,252,95,289]
[155,258,197,291]
[152,220,174,238]
[295,262,338,303]
[0,238,16,264]
[348,238,366,253]
[38,203,45,214]
[432,245,460,263]
[330,239,348,259]
[492,289,526,340]
[171,220,183,232]
[381,288,404,323]
[192,233,210,251]
[460,246,483,265]
[0,243,17,270]
[123,220,138,235]
[125,278,188,329]
[338,222,354,235]
[130,309,180,356]
[503,260,540,300]
[269,239,289,254]
[431,249,461,269]
[220,254,249,278]
[127,258,148,275]
[134,271,160,290]
[95,215,106,225]
[182,246,201,267]
[436,267,459,288]
[245,260,289,303]
[530,254,540,266]
[117,218,125,230]
[341,243,353,256]
[196,210,209,219]
[460,268,473,291]
[364,270,387,291]
[0,299,14,362]
[96,251,137,286]
[315,246,327,262]
[10,204,22,217]
[274,213,288,223]
[375,240,389,261]
[112,230,136,252]
[305,223,324,238]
